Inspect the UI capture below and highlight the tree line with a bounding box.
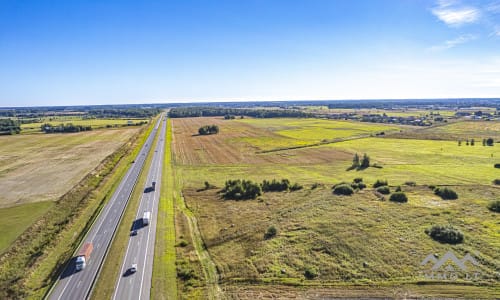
[169,107,311,118]
[0,119,21,135]
[41,123,92,133]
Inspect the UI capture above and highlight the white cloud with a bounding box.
[432,6,480,26]
[428,34,477,51]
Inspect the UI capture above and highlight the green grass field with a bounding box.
[172,117,500,298]
[0,201,54,254]
[236,118,406,151]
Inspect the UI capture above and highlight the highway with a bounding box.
[112,115,166,300]
[48,114,164,300]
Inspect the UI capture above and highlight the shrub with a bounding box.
[428,185,436,190]
[486,138,494,146]
[333,184,354,196]
[198,125,219,135]
[495,163,500,169]
[176,260,197,280]
[261,179,290,192]
[488,200,500,212]
[425,225,464,244]
[389,192,408,203]
[311,183,323,189]
[304,266,319,279]
[353,177,363,183]
[222,179,262,200]
[264,225,278,239]
[395,186,402,192]
[404,181,416,186]
[376,186,390,194]
[290,183,303,191]
[434,187,458,200]
[351,182,366,190]
[373,179,388,188]
[176,239,189,247]
[493,179,500,185]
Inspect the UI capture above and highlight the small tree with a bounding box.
[373,179,388,188]
[352,153,360,169]
[486,138,494,146]
[470,139,475,146]
[458,140,461,146]
[360,153,370,169]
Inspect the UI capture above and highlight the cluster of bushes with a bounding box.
[198,125,219,135]
[221,179,262,200]
[373,179,388,188]
[351,177,367,190]
[0,119,21,135]
[261,179,302,192]
[425,225,464,244]
[222,178,302,200]
[488,200,500,213]
[434,187,458,200]
[41,123,92,133]
[176,259,197,281]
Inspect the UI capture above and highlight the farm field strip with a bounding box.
[0,127,140,207]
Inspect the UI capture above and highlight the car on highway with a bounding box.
[130,264,137,273]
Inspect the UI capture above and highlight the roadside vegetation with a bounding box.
[0,116,155,299]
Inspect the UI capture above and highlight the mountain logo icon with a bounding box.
[420,251,479,271]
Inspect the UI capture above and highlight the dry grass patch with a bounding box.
[0,127,140,207]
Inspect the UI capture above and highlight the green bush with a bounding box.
[389,192,408,203]
[395,186,402,192]
[176,260,197,280]
[425,225,464,244]
[493,179,500,185]
[404,181,416,186]
[264,225,278,239]
[488,200,500,212]
[373,179,388,188]
[351,182,366,190]
[495,163,500,168]
[304,266,319,279]
[434,187,458,200]
[353,177,363,183]
[222,179,262,200]
[376,186,390,194]
[289,183,303,191]
[333,184,354,196]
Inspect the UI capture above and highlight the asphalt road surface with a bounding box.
[112,115,166,300]
[48,114,164,300]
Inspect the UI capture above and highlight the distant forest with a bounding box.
[168,107,310,118]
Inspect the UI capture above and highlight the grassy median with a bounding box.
[151,118,178,300]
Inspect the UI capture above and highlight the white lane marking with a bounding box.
[77,281,82,288]
[112,117,165,300]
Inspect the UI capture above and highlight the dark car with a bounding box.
[130,230,138,236]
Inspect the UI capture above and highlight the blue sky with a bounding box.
[0,0,499,106]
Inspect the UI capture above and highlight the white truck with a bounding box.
[143,211,151,226]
